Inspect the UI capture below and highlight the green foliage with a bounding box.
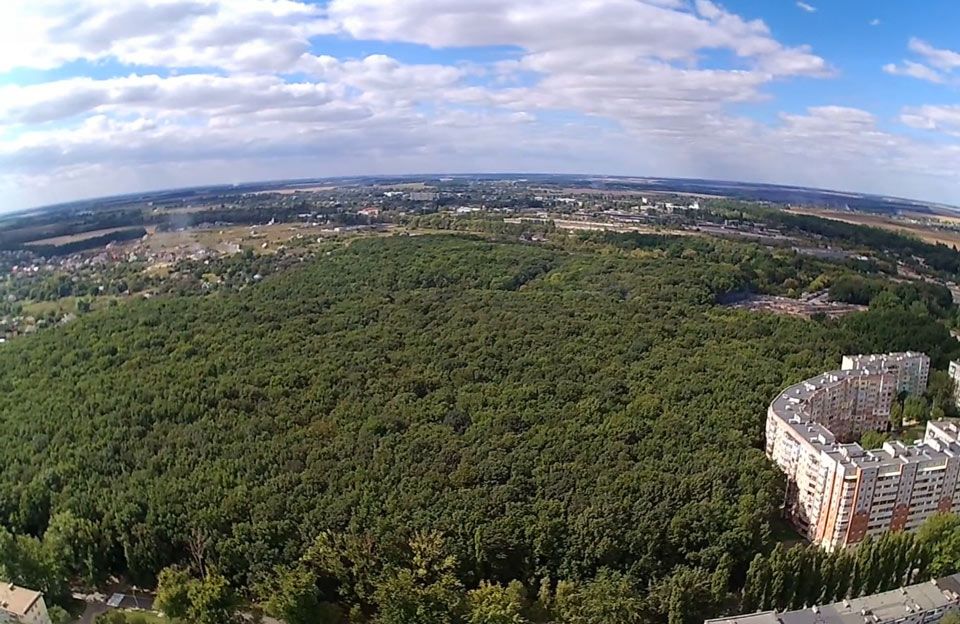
[829,274,953,317]
[741,513,960,613]
[731,207,960,277]
[941,611,960,624]
[889,401,904,430]
[0,235,957,622]
[927,370,957,417]
[155,568,193,620]
[904,395,930,424]
[466,581,527,624]
[918,514,960,577]
[94,612,129,624]
[157,567,240,624]
[742,554,769,612]
[858,430,889,450]
[373,532,465,624]
[258,565,328,624]
[43,511,104,586]
[554,570,646,624]
[47,605,72,624]
[186,573,240,624]
[0,526,69,604]
[90,612,156,624]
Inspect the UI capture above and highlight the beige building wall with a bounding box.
[768,413,960,550]
[767,353,959,551]
[0,584,51,624]
[18,596,50,624]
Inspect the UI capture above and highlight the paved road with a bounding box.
[72,600,283,624]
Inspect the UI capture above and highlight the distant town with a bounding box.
[5,175,960,344]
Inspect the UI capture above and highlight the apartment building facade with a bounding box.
[795,369,897,441]
[765,352,960,551]
[948,361,960,408]
[841,352,930,397]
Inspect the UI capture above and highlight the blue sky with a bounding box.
[1,0,960,211]
[748,1,958,113]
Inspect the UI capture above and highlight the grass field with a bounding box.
[21,297,81,317]
[250,185,337,195]
[895,422,928,443]
[141,223,394,256]
[118,610,168,624]
[21,296,118,318]
[23,226,150,247]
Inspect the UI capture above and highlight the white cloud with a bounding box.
[2,0,960,209]
[0,74,347,125]
[691,106,960,201]
[318,0,831,138]
[908,38,960,72]
[796,2,816,13]
[0,0,332,73]
[883,61,945,84]
[901,105,960,136]
[326,0,830,77]
[885,38,960,84]
[869,18,880,26]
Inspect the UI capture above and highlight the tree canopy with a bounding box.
[0,234,958,622]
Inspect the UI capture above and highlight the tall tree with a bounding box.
[187,572,240,624]
[155,567,193,620]
[741,554,767,612]
[259,565,341,624]
[466,581,528,624]
[373,532,465,624]
[555,570,646,624]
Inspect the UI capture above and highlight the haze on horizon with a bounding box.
[2,0,960,212]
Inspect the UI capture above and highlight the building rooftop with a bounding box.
[0,583,42,617]
[843,352,928,366]
[707,574,960,624]
[778,576,960,624]
[769,362,960,473]
[705,612,780,624]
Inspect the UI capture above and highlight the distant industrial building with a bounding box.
[765,352,960,551]
[705,572,960,624]
[409,191,439,202]
[0,583,51,624]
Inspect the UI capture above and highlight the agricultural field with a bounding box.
[20,297,118,318]
[139,222,394,256]
[22,226,151,247]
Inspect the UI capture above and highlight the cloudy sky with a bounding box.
[2,0,960,212]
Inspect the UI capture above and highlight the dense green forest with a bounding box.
[702,202,960,276]
[0,233,959,623]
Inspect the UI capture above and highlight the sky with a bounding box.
[2,1,960,212]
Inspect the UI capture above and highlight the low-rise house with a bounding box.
[0,583,51,624]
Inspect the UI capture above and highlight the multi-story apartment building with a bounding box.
[765,352,960,551]
[705,571,960,624]
[842,352,930,397]
[789,369,898,441]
